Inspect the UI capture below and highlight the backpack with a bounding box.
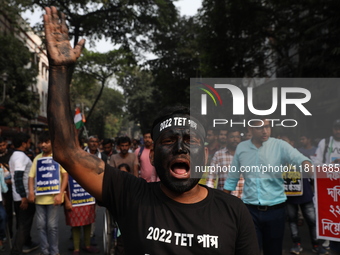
[138,146,145,163]
[323,137,330,163]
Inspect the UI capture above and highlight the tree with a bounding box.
[265,0,340,77]
[197,0,340,78]
[17,0,178,49]
[0,34,39,127]
[117,66,156,133]
[118,14,202,131]
[147,15,200,107]
[197,0,271,77]
[70,71,124,138]
[75,48,133,125]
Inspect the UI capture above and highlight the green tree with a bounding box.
[118,14,202,131]
[117,66,156,133]
[197,0,340,78]
[147,15,200,107]
[0,34,39,127]
[70,71,124,138]
[265,0,340,77]
[17,0,178,49]
[75,48,133,125]
[197,0,270,77]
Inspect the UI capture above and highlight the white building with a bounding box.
[0,9,48,142]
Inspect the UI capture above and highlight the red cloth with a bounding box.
[64,204,95,227]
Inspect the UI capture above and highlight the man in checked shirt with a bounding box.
[206,128,244,197]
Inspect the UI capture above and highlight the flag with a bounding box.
[74,108,84,129]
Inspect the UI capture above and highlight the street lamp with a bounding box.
[0,72,7,106]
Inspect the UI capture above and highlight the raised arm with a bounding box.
[45,6,104,201]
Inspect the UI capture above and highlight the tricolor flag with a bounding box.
[74,108,84,129]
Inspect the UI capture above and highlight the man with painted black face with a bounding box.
[44,6,258,254]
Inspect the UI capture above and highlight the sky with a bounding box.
[22,0,202,53]
[174,0,202,16]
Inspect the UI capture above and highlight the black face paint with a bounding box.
[153,125,206,194]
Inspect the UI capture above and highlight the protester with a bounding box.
[84,135,108,164]
[312,119,340,252]
[9,133,39,255]
[278,132,328,255]
[279,133,304,222]
[207,128,243,197]
[243,130,252,141]
[44,6,259,254]
[102,138,117,164]
[28,131,68,255]
[131,139,140,152]
[109,136,139,177]
[224,119,312,255]
[312,119,340,165]
[198,127,219,187]
[0,136,14,239]
[134,131,159,182]
[0,161,8,251]
[64,185,99,255]
[84,135,106,246]
[217,128,228,149]
[298,133,316,158]
[205,127,220,165]
[117,163,131,173]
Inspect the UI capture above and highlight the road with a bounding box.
[0,206,338,255]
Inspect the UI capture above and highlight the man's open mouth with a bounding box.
[170,159,190,179]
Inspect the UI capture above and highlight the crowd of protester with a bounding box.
[0,119,340,254]
[203,120,340,255]
[0,120,340,254]
[0,130,158,254]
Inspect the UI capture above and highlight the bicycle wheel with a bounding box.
[103,209,112,255]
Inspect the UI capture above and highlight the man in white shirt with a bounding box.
[9,133,39,255]
[312,119,340,165]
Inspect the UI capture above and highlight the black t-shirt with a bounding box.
[102,164,259,255]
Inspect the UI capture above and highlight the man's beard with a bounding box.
[144,141,152,147]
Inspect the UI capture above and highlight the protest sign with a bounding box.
[36,157,60,195]
[68,175,95,207]
[315,166,340,240]
[283,166,303,196]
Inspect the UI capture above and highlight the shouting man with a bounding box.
[44,7,258,254]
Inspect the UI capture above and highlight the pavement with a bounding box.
[1,206,339,255]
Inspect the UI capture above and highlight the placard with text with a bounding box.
[315,166,340,241]
[36,157,60,195]
[68,175,95,207]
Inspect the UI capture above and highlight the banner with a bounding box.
[68,175,95,207]
[283,165,303,196]
[315,166,340,241]
[36,157,60,195]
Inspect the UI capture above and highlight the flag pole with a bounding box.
[81,103,88,139]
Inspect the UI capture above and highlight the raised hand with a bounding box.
[43,6,85,66]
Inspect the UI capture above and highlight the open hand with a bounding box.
[43,6,85,66]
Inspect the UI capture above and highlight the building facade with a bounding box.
[0,9,48,144]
